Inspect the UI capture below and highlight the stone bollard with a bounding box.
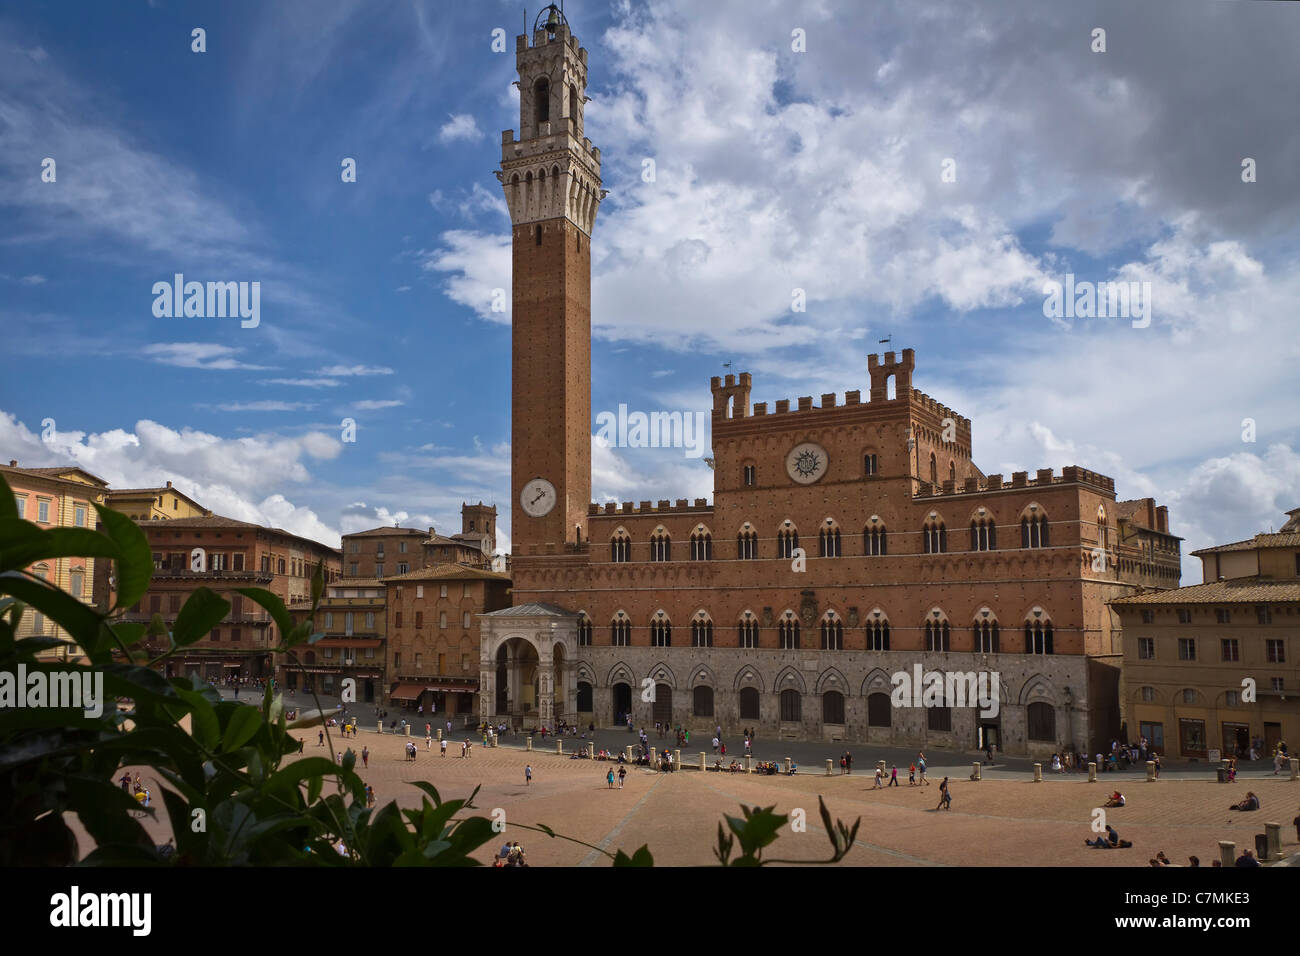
[587,741,594,758]
[377,721,383,735]
[877,759,886,775]
[1218,841,1235,867]
[784,757,792,774]
[650,747,657,766]
[526,736,533,751]
[674,749,681,769]
[745,755,752,774]
[1033,763,1043,782]
[1265,823,1282,860]
[625,745,633,762]
[699,752,706,771]
[556,740,563,755]
[1290,757,1299,781]
[1088,762,1097,782]
[826,759,834,776]
[1146,760,1156,782]
[971,762,981,781]
[404,724,411,737]
[436,729,442,741]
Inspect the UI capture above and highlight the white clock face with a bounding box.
[786,442,829,484]
[520,478,557,517]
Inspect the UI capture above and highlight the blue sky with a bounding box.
[2,0,1299,578]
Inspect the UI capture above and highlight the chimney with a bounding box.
[8,460,15,467]
[166,480,173,488]
[1155,506,1169,533]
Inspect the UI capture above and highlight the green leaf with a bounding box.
[175,688,219,749]
[613,845,654,867]
[172,588,229,646]
[0,473,18,520]
[0,571,103,640]
[221,705,262,752]
[0,522,122,574]
[92,503,153,611]
[234,587,294,644]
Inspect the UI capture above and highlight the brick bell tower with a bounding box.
[498,4,603,553]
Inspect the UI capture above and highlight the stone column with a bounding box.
[1033,763,1042,782]
[1265,822,1281,860]
[405,724,411,737]
[783,756,792,774]
[1218,841,1235,867]
[745,755,752,774]
[376,721,382,735]
[1088,762,1097,782]
[436,728,442,741]
[971,762,981,781]
[556,740,563,755]
[825,759,833,776]
[650,747,657,765]
[674,749,681,768]
[1145,760,1156,782]
[537,647,554,729]
[526,736,532,751]
[587,741,594,758]
[699,752,706,771]
[625,745,633,761]
[478,661,495,727]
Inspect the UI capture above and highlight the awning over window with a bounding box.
[423,684,479,693]
[389,683,425,700]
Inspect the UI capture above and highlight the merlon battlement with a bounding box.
[588,498,713,517]
[913,465,1116,499]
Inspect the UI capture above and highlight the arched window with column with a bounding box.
[738,611,759,648]
[1024,611,1054,654]
[778,610,800,650]
[650,528,671,562]
[690,525,712,561]
[650,611,672,647]
[973,609,1000,653]
[737,523,758,559]
[970,510,997,551]
[922,514,947,553]
[610,528,631,563]
[865,609,890,650]
[818,519,842,557]
[924,609,951,651]
[610,611,631,646]
[1021,503,1049,548]
[690,611,713,648]
[777,521,799,559]
[820,611,844,650]
[864,517,888,556]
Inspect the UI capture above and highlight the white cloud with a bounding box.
[319,364,395,376]
[142,342,272,371]
[438,113,484,143]
[0,411,345,547]
[216,401,316,412]
[352,399,404,410]
[260,377,341,388]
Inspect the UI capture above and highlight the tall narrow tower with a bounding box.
[499,5,602,553]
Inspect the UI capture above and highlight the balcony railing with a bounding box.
[151,567,274,583]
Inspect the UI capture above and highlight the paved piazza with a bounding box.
[87,726,1300,867]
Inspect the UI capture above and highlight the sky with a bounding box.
[2,0,1298,580]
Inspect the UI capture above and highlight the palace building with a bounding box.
[478,6,1181,755]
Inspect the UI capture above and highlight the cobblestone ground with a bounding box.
[80,726,1300,867]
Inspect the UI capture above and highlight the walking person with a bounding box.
[440,737,447,757]
[361,746,369,769]
[908,763,916,786]
[846,752,852,775]
[918,752,930,785]
[318,729,325,747]
[873,766,884,789]
[937,777,951,810]
[840,753,847,775]
[607,768,615,789]
[889,764,899,787]
[618,766,627,789]
[525,765,533,786]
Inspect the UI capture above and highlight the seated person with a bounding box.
[1104,791,1125,808]
[1086,825,1120,848]
[1229,792,1260,811]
